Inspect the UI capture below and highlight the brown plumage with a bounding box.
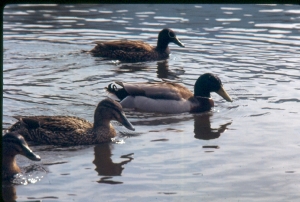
[90,28,184,62]
[2,132,41,180]
[8,98,135,146]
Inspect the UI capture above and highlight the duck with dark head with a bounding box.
[90,28,184,62]
[106,73,232,114]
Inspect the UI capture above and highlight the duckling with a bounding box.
[2,132,41,180]
[107,73,233,114]
[8,98,135,146]
[90,28,185,62]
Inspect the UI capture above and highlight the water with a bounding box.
[3,4,300,201]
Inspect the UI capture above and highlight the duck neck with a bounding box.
[194,85,211,98]
[192,97,214,113]
[156,39,169,52]
[93,118,116,140]
[2,155,20,180]
[93,117,108,131]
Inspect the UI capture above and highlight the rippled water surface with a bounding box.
[3,4,300,201]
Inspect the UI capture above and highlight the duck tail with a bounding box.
[106,83,118,93]
[106,82,128,101]
[13,116,41,129]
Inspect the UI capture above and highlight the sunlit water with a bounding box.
[3,4,300,201]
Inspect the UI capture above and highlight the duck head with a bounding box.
[194,73,232,102]
[2,132,41,180]
[94,98,135,131]
[2,132,41,162]
[156,28,185,50]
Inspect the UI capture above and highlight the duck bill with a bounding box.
[216,86,233,102]
[173,37,185,47]
[21,144,41,161]
[120,112,135,131]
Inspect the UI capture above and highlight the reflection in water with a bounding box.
[93,143,133,184]
[156,60,183,79]
[113,60,183,80]
[2,182,16,202]
[1,165,46,201]
[193,114,232,140]
[115,63,150,73]
[157,60,170,79]
[130,113,193,127]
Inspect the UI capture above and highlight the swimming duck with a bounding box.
[8,98,135,146]
[2,132,41,180]
[90,28,185,62]
[106,73,233,114]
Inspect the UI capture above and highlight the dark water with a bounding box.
[3,4,300,201]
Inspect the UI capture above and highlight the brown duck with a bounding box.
[90,28,185,62]
[8,98,135,146]
[2,132,41,180]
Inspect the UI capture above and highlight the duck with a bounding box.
[2,132,41,180]
[106,73,233,114]
[89,28,185,62]
[8,98,135,146]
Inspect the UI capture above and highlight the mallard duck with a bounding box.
[90,28,185,62]
[2,132,41,180]
[8,98,135,146]
[106,73,233,114]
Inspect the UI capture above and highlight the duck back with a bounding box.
[10,116,96,145]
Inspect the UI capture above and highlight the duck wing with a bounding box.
[121,82,194,100]
[10,116,93,145]
[12,116,92,132]
[93,40,153,52]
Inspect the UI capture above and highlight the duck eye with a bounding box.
[168,31,175,38]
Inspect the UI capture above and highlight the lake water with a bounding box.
[3,4,300,202]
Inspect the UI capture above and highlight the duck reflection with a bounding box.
[111,60,183,80]
[156,60,183,79]
[193,113,232,140]
[93,143,133,184]
[130,113,193,127]
[2,182,16,202]
[157,60,170,79]
[115,63,150,73]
